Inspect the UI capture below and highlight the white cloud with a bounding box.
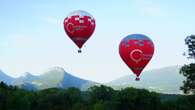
[132,0,167,17]
[41,17,62,26]
[143,5,166,16]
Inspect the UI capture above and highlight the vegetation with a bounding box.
[180,35,195,94]
[0,82,195,110]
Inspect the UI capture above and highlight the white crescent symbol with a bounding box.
[130,49,143,63]
[66,23,74,34]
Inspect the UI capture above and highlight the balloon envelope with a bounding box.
[63,10,96,52]
[119,34,154,80]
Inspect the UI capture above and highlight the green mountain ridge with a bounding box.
[0,66,185,94]
[13,67,98,90]
[107,66,185,94]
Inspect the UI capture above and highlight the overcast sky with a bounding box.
[0,0,195,83]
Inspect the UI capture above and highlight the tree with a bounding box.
[180,35,195,94]
[88,85,116,103]
[0,90,7,110]
[0,81,8,89]
[93,101,106,110]
[35,88,72,110]
[116,87,160,110]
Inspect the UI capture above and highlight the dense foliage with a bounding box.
[180,35,195,94]
[0,82,195,110]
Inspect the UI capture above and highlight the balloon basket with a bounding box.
[135,77,140,81]
[78,49,82,53]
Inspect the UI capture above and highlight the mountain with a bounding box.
[13,72,39,90]
[13,67,97,90]
[57,68,97,90]
[0,70,14,85]
[107,66,185,94]
[1,66,186,93]
[13,72,38,85]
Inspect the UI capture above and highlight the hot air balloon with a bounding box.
[63,10,96,53]
[119,34,154,81]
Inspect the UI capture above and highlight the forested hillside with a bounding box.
[0,82,195,110]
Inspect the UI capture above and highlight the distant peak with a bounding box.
[47,66,65,73]
[0,70,10,76]
[24,72,31,75]
[0,70,4,73]
[0,69,6,73]
[22,72,34,77]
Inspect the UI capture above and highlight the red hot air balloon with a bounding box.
[119,34,154,81]
[64,10,96,53]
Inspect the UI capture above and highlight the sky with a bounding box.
[0,0,195,83]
